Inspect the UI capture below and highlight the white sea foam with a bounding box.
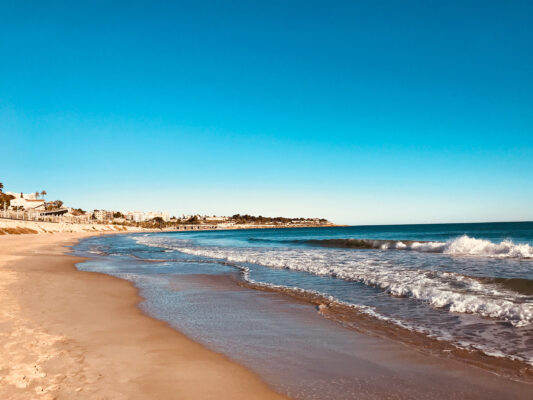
[414,235,532,258]
[368,235,533,258]
[442,235,533,258]
[135,236,533,327]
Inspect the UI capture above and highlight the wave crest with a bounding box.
[443,236,533,258]
[300,235,533,259]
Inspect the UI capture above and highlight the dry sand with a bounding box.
[0,218,142,234]
[0,233,287,400]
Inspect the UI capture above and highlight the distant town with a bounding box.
[0,183,333,230]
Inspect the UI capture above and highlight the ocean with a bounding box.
[74,222,533,398]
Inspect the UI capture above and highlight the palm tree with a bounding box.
[35,191,40,199]
[0,182,3,192]
[40,190,47,200]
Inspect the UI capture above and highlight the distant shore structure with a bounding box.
[5,192,45,210]
[93,210,169,223]
[1,185,332,229]
[93,210,114,221]
[124,211,169,223]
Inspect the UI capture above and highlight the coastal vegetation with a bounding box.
[0,182,14,209]
[230,214,328,225]
[70,208,86,216]
[32,190,47,200]
[184,216,201,224]
[122,214,332,230]
[45,200,64,211]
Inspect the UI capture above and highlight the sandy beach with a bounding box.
[2,231,533,400]
[0,233,287,400]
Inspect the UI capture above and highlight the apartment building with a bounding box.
[93,209,114,221]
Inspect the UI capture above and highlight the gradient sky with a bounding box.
[1,1,532,224]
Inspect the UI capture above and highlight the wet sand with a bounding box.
[0,233,287,399]
[239,279,533,381]
[130,271,533,399]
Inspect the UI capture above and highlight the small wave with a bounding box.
[479,277,533,296]
[302,238,420,250]
[248,237,418,249]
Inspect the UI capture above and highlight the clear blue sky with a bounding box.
[1,1,532,224]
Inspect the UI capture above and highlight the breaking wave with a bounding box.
[283,235,533,259]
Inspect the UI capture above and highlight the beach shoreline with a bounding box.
[0,233,287,399]
[3,232,533,400]
[77,232,533,399]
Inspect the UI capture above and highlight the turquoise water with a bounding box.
[75,222,533,371]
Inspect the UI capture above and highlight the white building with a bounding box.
[5,192,45,210]
[204,216,229,222]
[123,211,146,222]
[123,211,169,222]
[145,211,169,222]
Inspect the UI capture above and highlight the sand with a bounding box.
[0,218,142,234]
[0,233,287,400]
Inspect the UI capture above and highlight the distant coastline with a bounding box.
[0,217,340,235]
[0,186,335,234]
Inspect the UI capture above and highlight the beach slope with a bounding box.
[0,233,287,400]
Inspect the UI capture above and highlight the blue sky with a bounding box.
[1,1,532,224]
